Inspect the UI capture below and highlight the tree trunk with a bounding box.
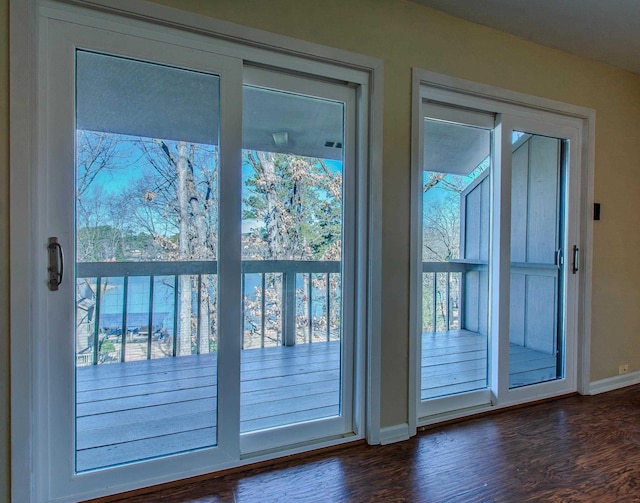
[175,141,193,356]
[257,151,288,259]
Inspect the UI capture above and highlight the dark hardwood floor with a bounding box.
[89,384,640,502]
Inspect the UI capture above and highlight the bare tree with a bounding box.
[242,151,343,347]
[131,139,219,356]
[76,130,345,353]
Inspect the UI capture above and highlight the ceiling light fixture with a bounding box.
[272,131,288,147]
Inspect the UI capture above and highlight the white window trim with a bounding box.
[10,1,383,501]
[410,68,595,433]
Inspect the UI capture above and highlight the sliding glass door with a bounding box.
[509,132,567,389]
[239,68,355,452]
[417,96,581,419]
[37,10,359,500]
[420,106,492,408]
[74,50,225,472]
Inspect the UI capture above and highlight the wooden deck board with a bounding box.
[78,398,216,431]
[242,380,338,406]
[76,427,218,470]
[77,375,217,403]
[78,410,216,450]
[77,386,215,416]
[421,331,558,398]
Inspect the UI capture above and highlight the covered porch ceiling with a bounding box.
[76,51,344,161]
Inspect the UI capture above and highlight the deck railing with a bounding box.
[421,260,486,333]
[76,260,341,366]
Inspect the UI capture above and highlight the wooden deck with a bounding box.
[76,341,340,472]
[421,330,557,400]
[76,332,557,472]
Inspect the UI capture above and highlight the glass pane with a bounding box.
[74,51,220,471]
[509,132,564,388]
[421,118,491,400]
[240,84,344,432]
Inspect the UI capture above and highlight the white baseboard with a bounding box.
[589,371,640,395]
[379,423,410,445]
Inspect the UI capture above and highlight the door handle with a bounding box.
[47,237,64,291]
[572,245,579,274]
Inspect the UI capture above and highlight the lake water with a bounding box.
[82,274,337,334]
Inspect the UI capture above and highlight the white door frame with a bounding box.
[410,68,595,431]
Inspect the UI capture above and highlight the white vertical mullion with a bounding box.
[44,22,79,501]
[578,114,594,395]
[10,0,38,500]
[364,69,383,445]
[565,130,581,391]
[408,82,424,433]
[491,115,513,401]
[216,60,243,460]
[343,82,357,435]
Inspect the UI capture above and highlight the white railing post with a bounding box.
[282,270,297,346]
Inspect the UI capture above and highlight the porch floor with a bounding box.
[421,329,557,400]
[76,332,557,472]
[76,341,340,472]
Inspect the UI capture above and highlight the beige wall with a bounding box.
[3,0,640,498]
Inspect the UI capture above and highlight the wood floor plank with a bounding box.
[420,343,486,359]
[240,369,340,393]
[82,354,337,391]
[77,365,217,393]
[421,338,486,353]
[509,368,557,387]
[509,346,555,362]
[77,342,339,384]
[76,342,343,471]
[240,342,339,365]
[421,367,487,388]
[421,344,486,356]
[241,360,339,382]
[420,332,560,398]
[509,354,557,373]
[76,354,215,382]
